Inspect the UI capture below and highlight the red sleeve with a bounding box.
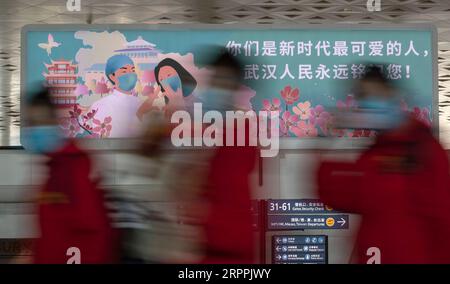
[419,138,450,216]
[317,160,364,213]
[203,124,258,263]
[66,153,105,232]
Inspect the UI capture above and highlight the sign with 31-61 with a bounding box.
[267,199,337,214]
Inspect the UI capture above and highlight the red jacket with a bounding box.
[202,125,257,264]
[34,141,117,264]
[318,117,450,264]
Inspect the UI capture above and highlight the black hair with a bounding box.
[209,48,244,80]
[154,58,197,99]
[25,87,57,117]
[361,65,390,85]
[26,87,55,108]
[354,65,394,99]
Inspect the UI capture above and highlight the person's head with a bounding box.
[353,66,406,130]
[105,55,137,93]
[198,49,244,112]
[154,58,197,102]
[138,112,168,158]
[25,87,58,127]
[355,65,394,100]
[23,87,65,154]
[208,49,243,92]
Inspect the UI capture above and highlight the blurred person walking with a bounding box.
[317,67,450,264]
[108,112,207,264]
[199,50,257,264]
[108,49,259,264]
[23,88,118,264]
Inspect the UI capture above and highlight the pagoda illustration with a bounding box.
[114,36,159,61]
[114,36,160,71]
[42,59,78,108]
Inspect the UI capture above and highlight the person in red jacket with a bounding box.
[200,50,257,264]
[23,88,117,264]
[318,66,450,264]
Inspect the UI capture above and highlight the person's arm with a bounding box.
[67,153,105,232]
[317,160,364,213]
[412,138,450,217]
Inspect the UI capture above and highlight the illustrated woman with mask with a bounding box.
[90,54,143,137]
[138,58,197,118]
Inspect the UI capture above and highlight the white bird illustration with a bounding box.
[38,34,61,56]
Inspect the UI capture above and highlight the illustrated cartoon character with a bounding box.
[89,54,143,138]
[138,58,197,118]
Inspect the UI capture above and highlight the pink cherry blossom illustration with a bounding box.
[262,98,281,112]
[69,104,82,119]
[61,118,81,137]
[262,98,282,118]
[412,107,431,127]
[65,105,99,136]
[293,101,312,120]
[290,121,318,137]
[83,109,97,121]
[280,111,299,136]
[336,95,357,110]
[309,105,332,130]
[92,116,113,138]
[280,85,300,106]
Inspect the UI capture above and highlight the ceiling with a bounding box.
[1,0,450,146]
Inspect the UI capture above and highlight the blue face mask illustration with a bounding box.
[117,73,137,91]
[161,76,181,92]
[22,126,65,154]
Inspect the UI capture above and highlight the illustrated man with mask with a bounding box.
[90,54,143,138]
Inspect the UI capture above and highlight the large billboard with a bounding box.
[21,25,437,143]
